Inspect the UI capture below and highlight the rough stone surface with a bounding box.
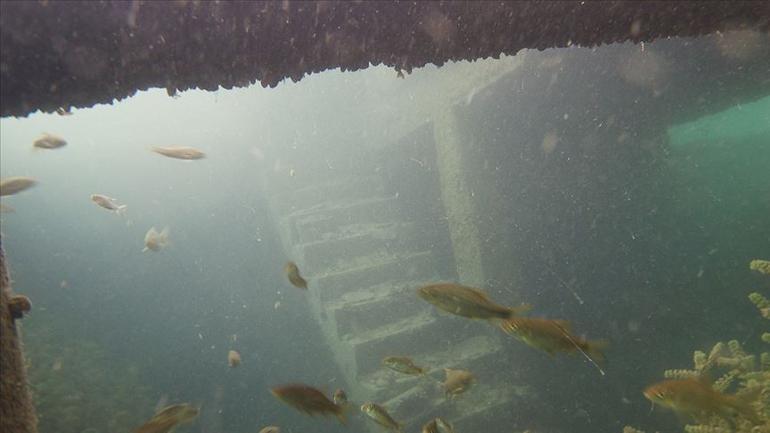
[0,240,38,433]
[2,1,768,117]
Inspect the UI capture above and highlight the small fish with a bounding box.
[0,176,37,196]
[435,418,455,433]
[259,427,280,433]
[33,133,67,149]
[333,388,348,406]
[152,146,205,160]
[134,403,199,433]
[90,194,127,215]
[499,317,607,374]
[418,283,531,321]
[423,418,455,433]
[442,368,475,398]
[361,402,402,432]
[285,261,308,289]
[228,350,241,368]
[143,226,170,252]
[270,384,346,424]
[644,378,759,424]
[382,356,426,375]
[422,419,439,433]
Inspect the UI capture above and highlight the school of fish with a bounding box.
[4,127,764,433]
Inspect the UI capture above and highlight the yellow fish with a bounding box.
[152,146,206,160]
[418,283,531,321]
[271,384,346,424]
[499,317,607,374]
[90,194,127,215]
[0,176,37,196]
[442,368,475,398]
[361,402,402,432]
[33,133,67,149]
[644,378,759,424]
[134,403,199,433]
[383,356,426,375]
[227,350,241,367]
[285,261,308,289]
[143,227,170,252]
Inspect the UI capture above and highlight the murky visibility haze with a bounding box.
[1,36,770,433]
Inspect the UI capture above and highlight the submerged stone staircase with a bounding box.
[272,174,524,431]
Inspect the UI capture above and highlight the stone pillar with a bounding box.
[0,241,38,433]
[433,107,485,287]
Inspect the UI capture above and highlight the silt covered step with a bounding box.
[389,381,523,433]
[357,334,506,403]
[300,222,430,275]
[314,251,437,305]
[279,176,385,215]
[328,280,436,339]
[346,311,477,378]
[286,195,401,245]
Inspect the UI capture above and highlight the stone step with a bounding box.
[300,222,431,275]
[314,251,438,305]
[329,280,435,339]
[346,311,480,378]
[358,334,505,403]
[276,176,386,216]
[286,195,401,244]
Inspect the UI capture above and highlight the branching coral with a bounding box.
[683,425,731,433]
[630,260,770,433]
[750,259,770,275]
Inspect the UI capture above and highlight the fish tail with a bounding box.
[497,318,517,335]
[585,339,609,365]
[117,205,128,216]
[159,227,170,246]
[142,247,149,253]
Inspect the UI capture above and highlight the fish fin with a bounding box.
[497,318,514,334]
[559,326,607,375]
[142,247,149,253]
[117,205,128,216]
[336,406,348,425]
[506,303,533,318]
[552,319,572,331]
[159,227,170,246]
[585,339,609,365]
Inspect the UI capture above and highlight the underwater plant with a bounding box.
[22,313,154,433]
[626,259,770,433]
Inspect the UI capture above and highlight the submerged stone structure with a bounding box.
[1,2,769,432]
[0,244,37,433]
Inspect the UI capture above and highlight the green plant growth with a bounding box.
[22,313,154,433]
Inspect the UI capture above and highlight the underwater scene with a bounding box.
[1,31,770,433]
